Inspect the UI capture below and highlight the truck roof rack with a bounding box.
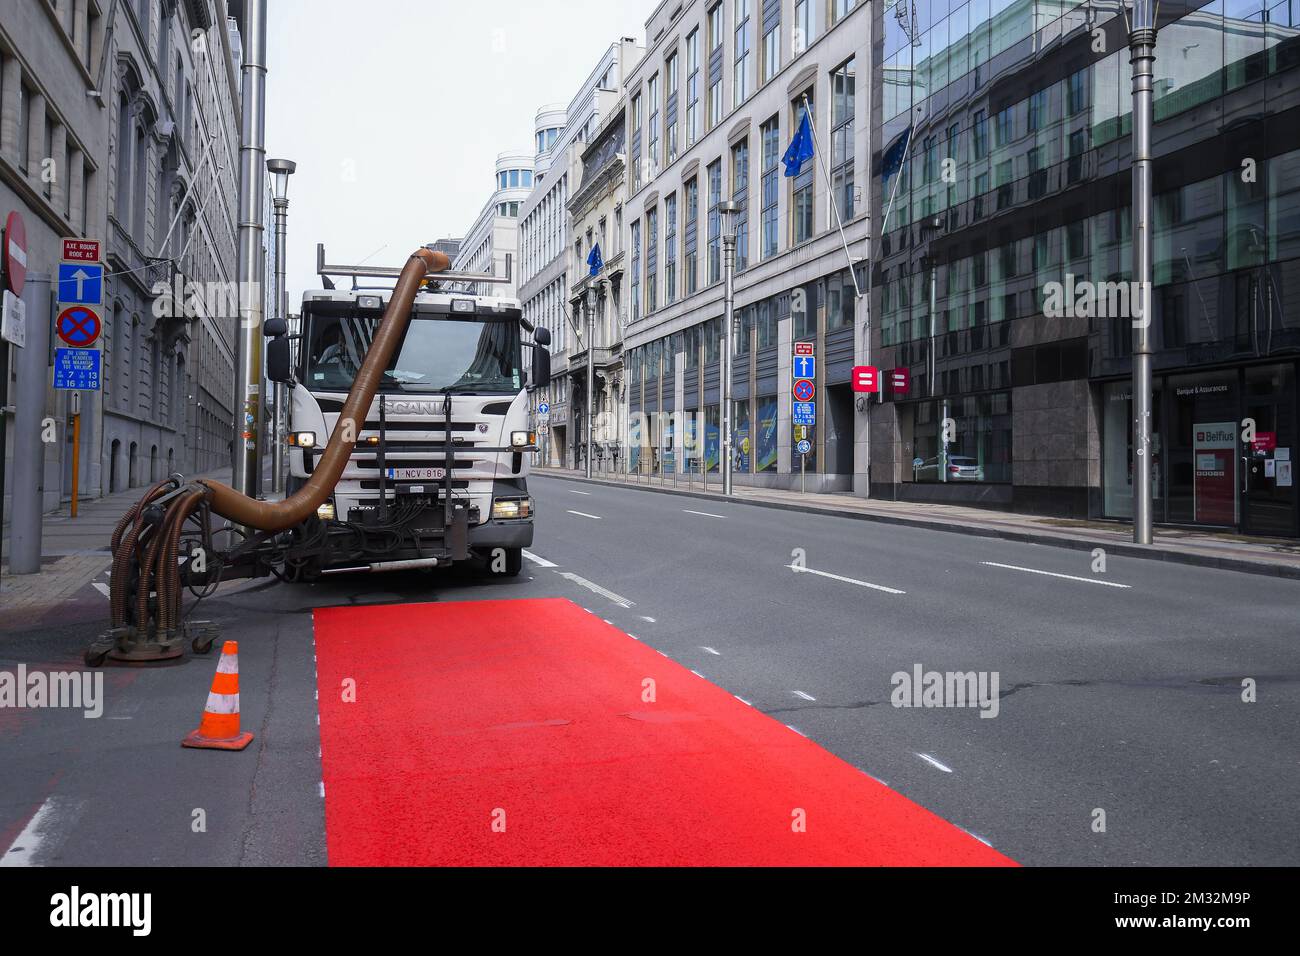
[317,243,512,285]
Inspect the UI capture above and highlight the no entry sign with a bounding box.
[4,211,27,297]
[57,305,101,348]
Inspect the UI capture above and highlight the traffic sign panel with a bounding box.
[794,341,814,356]
[793,402,816,425]
[793,355,816,379]
[538,402,550,416]
[56,305,101,348]
[58,262,104,305]
[793,379,815,403]
[62,238,101,262]
[1,290,25,348]
[796,438,812,455]
[53,347,101,390]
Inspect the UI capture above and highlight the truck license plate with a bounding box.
[387,467,446,480]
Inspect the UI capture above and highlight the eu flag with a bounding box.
[782,110,815,177]
[881,127,912,179]
[586,242,604,276]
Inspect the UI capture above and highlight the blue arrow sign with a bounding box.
[794,355,816,379]
[58,262,103,305]
[53,347,101,390]
[538,402,550,416]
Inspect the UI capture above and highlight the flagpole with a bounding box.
[801,94,862,299]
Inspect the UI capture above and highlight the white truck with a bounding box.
[263,245,551,580]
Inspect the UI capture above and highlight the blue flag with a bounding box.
[586,243,604,276]
[782,110,815,177]
[881,127,912,179]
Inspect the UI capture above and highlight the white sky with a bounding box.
[265,0,652,307]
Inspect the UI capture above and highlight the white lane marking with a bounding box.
[691,669,705,678]
[683,509,725,519]
[700,646,721,656]
[569,490,593,495]
[1,797,84,867]
[916,752,954,773]
[628,634,640,641]
[785,725,808,737]
[734,694,752,706]
[92,582,110,599]
[639,616,657,623]
[319,782,326,799]
[792,690,816,701]
[521,549,557,568]
[566,510,602,520]
[556,571,635,608]
[787,564,906,595]
[980,561,1132,589]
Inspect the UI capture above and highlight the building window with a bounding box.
[686,29,700,147]
[830,57,855,220]
[830,0,856,24]
[707,159,722,284]
[791,96,814,245]
[707,3,724,128]
[631,220,641,320]
[734,0,751,107]
[664,193,678,305]
[762,23,780,85]
[632,92,643,189]
[732,137,749,270]
[1067,68,1088,115]
[646,206,659,313]
[794,0,813,54]
[648,73,660,175]
[972,109,988,160]
[760,115,779,258]
[685,177,699,294]
[994,106,1014,149]
[665,52,679,165]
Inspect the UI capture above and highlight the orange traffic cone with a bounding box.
[182,641,254,751]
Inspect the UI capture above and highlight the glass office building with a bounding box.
[871,0,1300,535]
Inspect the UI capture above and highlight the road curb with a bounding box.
[532,471,1300,582]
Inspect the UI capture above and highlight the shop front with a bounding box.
[1101,363,1298,537]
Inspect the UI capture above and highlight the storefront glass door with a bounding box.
[1242,364,1298,536]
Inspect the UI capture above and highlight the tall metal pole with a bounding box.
[271,195,288,494]
[1129,1,1157,544]
[233,0,268,498]
[9,273,52,575]
[720,200,739,497]
[585,289,595,480]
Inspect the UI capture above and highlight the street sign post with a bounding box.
[62,238,101,262]
[54,348,101,390]
[56,305,102,348]
[793,379,815,403]
[538,401,550,416]
[4,210,27,296]
[793,355,816,380]
[793,402,816,425]
[794,341,814,356]
[57,262,104,305]
[796,438,812,455]
[1,289,25,347]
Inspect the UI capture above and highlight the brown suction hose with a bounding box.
[198,247,449,531]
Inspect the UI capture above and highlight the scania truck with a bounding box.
[263,244,551,580]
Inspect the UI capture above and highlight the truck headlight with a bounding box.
[491,497,533,519]
[289,431,316,448]
[510,430,537,448]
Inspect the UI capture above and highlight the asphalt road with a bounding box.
[1,473,1296,866]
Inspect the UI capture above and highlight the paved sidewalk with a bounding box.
[0,468,239,621]
[532,466,1300,580]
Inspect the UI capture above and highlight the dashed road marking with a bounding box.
[980,561,1132,588]
[683,509,725,519]
[521,550,557,568]
[556,571,634,608]
[788,564,906,595]
[566,510,602,520]
[916,753,954,773]
[792,690,816,701]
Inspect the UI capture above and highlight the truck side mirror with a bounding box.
[531,347,551,389]
[264,317,288,337]
[267,336,293,383]
[533,326,551,346]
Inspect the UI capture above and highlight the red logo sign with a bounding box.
[62,238,100,262]
[851,366,879,393]
[793,379,815,403]
[793,342,814,356]
[889,368,910,394]
[56,305,101,347]
[4,211,27,297]
[1252,432,1277,453]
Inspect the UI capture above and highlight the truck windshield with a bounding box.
[305,313,523,394]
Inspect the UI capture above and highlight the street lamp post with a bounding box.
[266,157,296,495]
[585,283,598,480]
[1127,0,1158,544]
[719,199,741,496]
